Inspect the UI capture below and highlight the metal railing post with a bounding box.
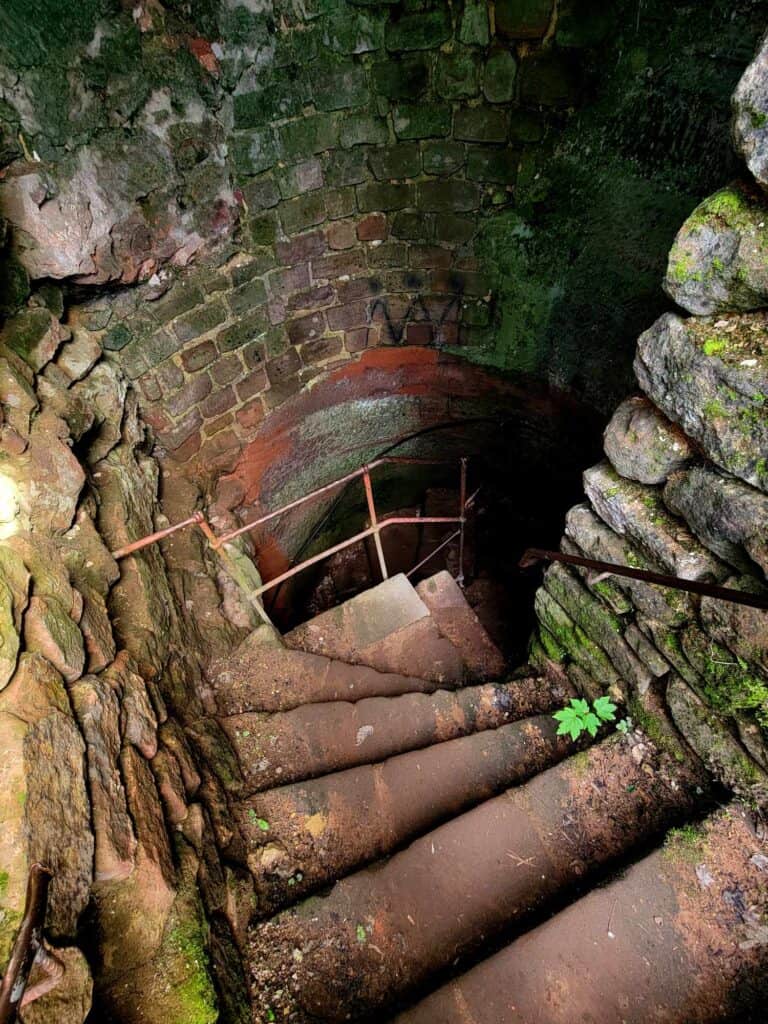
[363,467,389,582]
[457,457,468,588]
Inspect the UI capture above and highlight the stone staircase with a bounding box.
[201,569,768,1023]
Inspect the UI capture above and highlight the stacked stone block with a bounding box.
[530,35,768,806]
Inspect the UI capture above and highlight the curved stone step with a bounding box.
[416,571,505,681]
[207,626,447,715]
[247,737,709,1023]
[221,677,553,794]
[285,573,464,683]
[394,805,768,1024]
[235,707,575,916]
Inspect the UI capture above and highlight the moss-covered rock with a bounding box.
[664,182,768,314]
[635,311,768,493]
[732,29,768,191]
[603,397,693,486]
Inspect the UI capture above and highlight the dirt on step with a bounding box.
[395,805,768,1024]
[247,735,710,1023]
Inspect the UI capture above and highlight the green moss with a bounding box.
[167,919,218,1024]
[663,822,707,862]
[628,696,686,763]
[703,399,727,419]
[702,336,728,356]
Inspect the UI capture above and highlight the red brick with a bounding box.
[357,213,388,241]
[181,339,216,372]
[155,359,184,394]
[243,341,265,369]
[171,430,203,463]
[312,251,367,280]
[266,348,301,384]
[326,301,369,331]
[287,312,326,345]
[285,284,335,314]
[200,385,237,419]
[203,412,235,437]
[236,368,268,401]
[368,242,408,268]
[267,262,310,298]
[276,230,326,263]
[137,373,162,402]
[406,322,434,345]
[409,245,453,270]
[159,408,202,451]
[210,352,243,385]
[337,278,379,303]
[326,220,357,250]
[165,373,212,418]
[345,327,370,353]
[201,429,242,474]
[263,377,302,411]
[300,336,344,364]
[235,398,265,430]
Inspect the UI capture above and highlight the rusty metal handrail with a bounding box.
[112,457,470,617]
[0,864,62,1024]
[520,548,768,610]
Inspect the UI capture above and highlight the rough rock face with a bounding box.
[603,396,693,485]
[664,182,768,314]
[0,278,246,1022]
[733,30,768,190]
[634,311,768,492]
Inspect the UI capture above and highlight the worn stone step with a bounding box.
[235,704,574,916]
[284,573,464,684]
[416,571,505,681]
[394,805,768,1024]
[247,736,709,1022]
[206,624,448,715]
[221,677,551,795]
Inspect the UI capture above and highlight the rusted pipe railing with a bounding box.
[0,864,62,1024]
[111,512,205,561]
[519,548,768,610]
[110,456,470,625]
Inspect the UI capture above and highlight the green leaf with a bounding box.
[571,698,590,716]
[583,712,601,737]
[568,719,582,741]
[556,720,572,737]
[593,696,617,722]
[553,708,572,723]
[356,924,367,943]
[257,818,270,832]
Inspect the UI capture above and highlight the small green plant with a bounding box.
[616,716,633,735]
[553,696,617,740]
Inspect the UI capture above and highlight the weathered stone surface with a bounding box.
[71,675,136,882]
[667,674,768,800]
[1,308,65,371]
[0,710,29,961]
[665,183,768,314]
[25,709,93,938]
[664,464,768,577]
[495,0,554,39]
[583,461,727,582]
[543,562,652,696]
[533,586,621,691]
[20,945,93,1024]
[104,653,159,759]
[634,311,768,492]
[732,30,768,191]
[483,50,518,104]
[603,396,693,485]
[700,575,768,674]
[55,331,102,382]
[0,573,20,689]
[24,595,85,683]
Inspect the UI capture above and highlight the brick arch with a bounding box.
[213,346,601,590]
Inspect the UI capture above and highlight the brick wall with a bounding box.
[68,0,580,475]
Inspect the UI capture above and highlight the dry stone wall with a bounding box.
[530,34,768,807]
